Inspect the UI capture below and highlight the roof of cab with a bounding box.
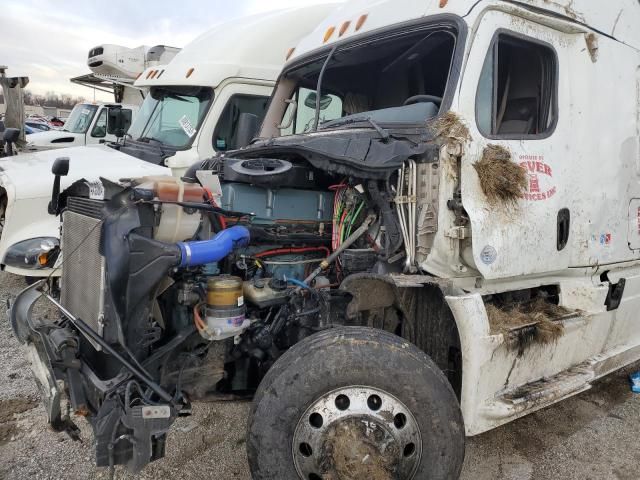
[135,4,338,89]
[288,0,640,62]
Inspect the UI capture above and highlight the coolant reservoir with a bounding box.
[200,276,249,341]
[150,177,203,242]
[243,278,289,309]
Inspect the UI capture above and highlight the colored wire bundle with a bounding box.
[331,183,366,252]
[330,183,348,251]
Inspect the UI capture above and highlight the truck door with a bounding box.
[628,67,640,251]
[455,11,570,280]
[197,82,273,159]
[88,107,108,145]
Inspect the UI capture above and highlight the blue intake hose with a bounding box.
[177,226,250,268]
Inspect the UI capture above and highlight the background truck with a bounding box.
[115,4,336,176]
[0,5,336,278]
[14,0,640,478]
[23,102,139,151]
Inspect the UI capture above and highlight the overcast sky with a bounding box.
[0,0,338,101]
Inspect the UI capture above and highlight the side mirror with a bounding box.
[304,92,333,110]
[48,157,70,215]
[235,113,260,149]
[52,157,70,176]
[107,108,131,138]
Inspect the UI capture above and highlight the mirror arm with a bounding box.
[48,157,70,216]
[48,176,61,215]
[277,99,297,130]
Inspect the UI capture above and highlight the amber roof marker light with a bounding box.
[323,26,336,43]
[186,67,195,78]
[286,47,296,60]
[339,20,351,37]
[355,14,368,31]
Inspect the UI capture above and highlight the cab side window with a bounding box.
[213,95,270,151]
[281,87,343,136]
[477,33,557,138]
[91,109,107,138]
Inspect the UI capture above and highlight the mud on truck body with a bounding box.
[10,0,640,478]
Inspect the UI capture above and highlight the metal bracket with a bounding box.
[445,226,470,240]
[605,278,626,311]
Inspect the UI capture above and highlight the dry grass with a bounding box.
[487,298,570,351]
[428,111,471,143]
[474,145,527,206]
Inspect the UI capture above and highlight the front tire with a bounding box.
[247,327,465,480]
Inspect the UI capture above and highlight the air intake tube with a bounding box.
[177,225,250,267]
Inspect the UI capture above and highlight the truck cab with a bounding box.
[24,102,137,151]
[114,5,337,177]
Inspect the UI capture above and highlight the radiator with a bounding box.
[60,200,106,342]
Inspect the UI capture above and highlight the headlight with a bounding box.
[3,237,60,269]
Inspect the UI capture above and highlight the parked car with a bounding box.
[47,116,65,127]
[25,120,51,132]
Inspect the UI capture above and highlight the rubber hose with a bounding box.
[177,225,250,267]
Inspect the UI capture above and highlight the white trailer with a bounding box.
[70,44,181,105]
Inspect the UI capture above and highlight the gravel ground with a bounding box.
[0,270,638,480]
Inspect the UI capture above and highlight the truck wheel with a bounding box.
[247,327,465,480]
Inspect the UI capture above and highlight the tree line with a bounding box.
[0,91,86,109]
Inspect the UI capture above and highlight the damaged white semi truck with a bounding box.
[10,0,640,478]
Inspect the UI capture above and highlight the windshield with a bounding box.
[127,86,214,148]
[276,26,457,136]
[63,104,99,134]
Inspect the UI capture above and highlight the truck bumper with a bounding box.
[9,280,179,472]
[10,281,62,427]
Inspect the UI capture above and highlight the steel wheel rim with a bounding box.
[292,385,422,480]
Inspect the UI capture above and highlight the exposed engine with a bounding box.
[13,135,439,472]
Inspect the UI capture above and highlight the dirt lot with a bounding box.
[1,270,639,480]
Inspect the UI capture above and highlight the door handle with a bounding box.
[557,208,570,251]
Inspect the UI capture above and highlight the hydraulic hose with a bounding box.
[177,225,250,267]
[303,213,376,285]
